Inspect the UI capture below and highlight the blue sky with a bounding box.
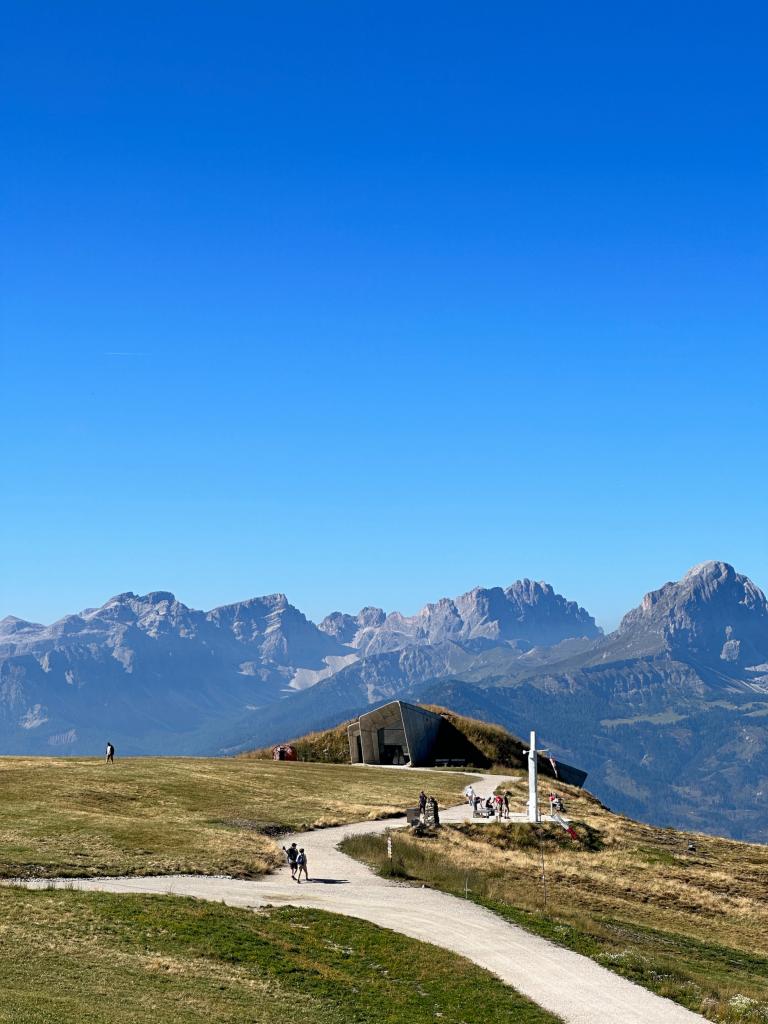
[2,2,766,630]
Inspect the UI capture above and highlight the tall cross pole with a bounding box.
[527,730,539,823]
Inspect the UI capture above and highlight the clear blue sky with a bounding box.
[2,2,766,631]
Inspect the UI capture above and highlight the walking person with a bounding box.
[418,790,427,819]
[464,783,475,808]
[282,842,299,880]
[105,741,115,764]
[296,847,309,882]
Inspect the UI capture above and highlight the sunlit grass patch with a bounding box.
[0,887,562,1024]
[0,757,473,879]
[341,778,768,1024]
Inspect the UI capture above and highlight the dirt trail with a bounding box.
[19,772,705,1024]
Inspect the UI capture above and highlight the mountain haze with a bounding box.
[0,579,596,755]
[2,563,767,840]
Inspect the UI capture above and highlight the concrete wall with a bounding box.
[348,701,443,767]
[347,723,363,763]
[400,703,443,766]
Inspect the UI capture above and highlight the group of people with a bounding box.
[282,842,310,882]
[417,790,440,825]
[464,783,511,820]
[548,792,566,813]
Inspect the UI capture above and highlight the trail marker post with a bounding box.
[387,834,392,860]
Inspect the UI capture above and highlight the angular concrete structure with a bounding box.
[347,700,442,767]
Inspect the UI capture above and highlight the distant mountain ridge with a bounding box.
[0,576,598,755]
[2,562,767,841]
[319,580,601,654]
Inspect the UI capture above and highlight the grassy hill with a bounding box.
[0,755,558,1024]
[342,773,768,1024]
[240,704,552,774]
[0,889,558,1024]
[0,757,472,879]
[2,734,767,1023]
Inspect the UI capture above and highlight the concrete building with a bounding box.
[347,701,442,767]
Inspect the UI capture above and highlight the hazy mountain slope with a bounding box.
[0,591,351,754]
[319,580,600,655]
[232,562,768,841]
[0,579,596,755]
[410,564,768,841]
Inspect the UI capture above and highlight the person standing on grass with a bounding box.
[503,791,511,819]
[283,842,299,880]
[105,742,115,764]
[296,847,309,882]
[419,790,427,816]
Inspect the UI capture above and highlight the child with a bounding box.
[296,848,309,882]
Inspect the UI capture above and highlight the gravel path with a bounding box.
[20,772,705,1024]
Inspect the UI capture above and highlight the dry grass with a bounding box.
[342,776,768,1023]
[438,777,768,951]
[0,757,471,879]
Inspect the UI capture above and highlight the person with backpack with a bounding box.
[105,742,115,764]
[282,842,299,880]
[296,847,309,882]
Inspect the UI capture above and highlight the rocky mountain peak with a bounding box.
[319,580,600,654]
[618,562,768,666]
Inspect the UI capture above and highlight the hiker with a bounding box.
[105,742,115,764]
[503,791,511,819]
[418,790,427,817]
[296,847,309,882]
[430,796,440,826]
[464,783,475,807]
[494,793,503,820]
[473,794,482,817]
[283,842,299,879]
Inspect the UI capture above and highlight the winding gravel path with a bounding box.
[20,773,705,1024]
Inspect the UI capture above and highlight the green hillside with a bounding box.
[0,889,558,1024]
[0,757,471,879]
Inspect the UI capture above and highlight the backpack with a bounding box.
[286,847,298,864]
[296,852,306,866]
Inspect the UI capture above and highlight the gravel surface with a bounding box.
[18,772,705,1024]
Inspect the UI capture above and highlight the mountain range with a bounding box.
[2,561,767,841]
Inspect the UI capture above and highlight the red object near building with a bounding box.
[272,744,298,762]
